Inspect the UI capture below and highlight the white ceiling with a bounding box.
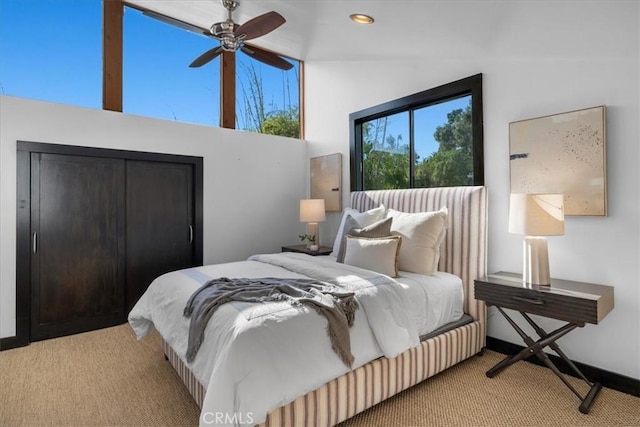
[125,1,632,62]
[124,0,518,61]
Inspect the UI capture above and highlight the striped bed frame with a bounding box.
[161,186,488,426]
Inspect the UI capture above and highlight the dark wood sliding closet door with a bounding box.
[13,141,203,349]
[30,154,126,341]
[125,161,195,312]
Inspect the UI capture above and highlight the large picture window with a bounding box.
[350,74,483,191]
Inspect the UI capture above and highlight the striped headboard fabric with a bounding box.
[350,186,488,323]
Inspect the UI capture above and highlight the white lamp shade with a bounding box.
[509,193,565,236]
[300,199,326,223]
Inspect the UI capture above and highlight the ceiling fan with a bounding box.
[144,0,293,70]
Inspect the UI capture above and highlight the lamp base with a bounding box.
[522,236,551,286]
[307,222,319,249]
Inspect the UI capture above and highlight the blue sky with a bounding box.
[0,0,461,147]
[0,0,299,129]
[0,0,103,107]
[373,95,471,161]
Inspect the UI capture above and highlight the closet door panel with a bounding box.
[31,153,125,341]
[125,161,194,312]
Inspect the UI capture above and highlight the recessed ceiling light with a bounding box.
[350,14,374,24]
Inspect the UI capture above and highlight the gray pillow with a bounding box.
[336,216,393,263]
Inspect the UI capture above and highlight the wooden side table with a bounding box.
[474,271,614,414]
[281,244,333,256]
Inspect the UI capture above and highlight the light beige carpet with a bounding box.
[1,324,638,426]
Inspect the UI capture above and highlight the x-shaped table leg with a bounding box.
[486,307,603,414]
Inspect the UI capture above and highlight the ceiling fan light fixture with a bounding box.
[221,37,242,51]
[350,13,374,24]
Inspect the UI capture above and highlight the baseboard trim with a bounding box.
[0,335,28,351]
[486,336,639,398]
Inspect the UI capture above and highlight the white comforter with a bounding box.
[128,253,419,426]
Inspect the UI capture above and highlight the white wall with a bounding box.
[0,96,307,339]
[304,2,639,379]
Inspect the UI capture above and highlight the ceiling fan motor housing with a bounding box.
[210,20,238,38]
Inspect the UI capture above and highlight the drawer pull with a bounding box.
[512,296,544,305]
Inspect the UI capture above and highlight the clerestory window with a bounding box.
[0,1,303,139]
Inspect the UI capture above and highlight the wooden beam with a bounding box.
[298,60,305,139]
[220,50,236,129]
[103,0,123,112]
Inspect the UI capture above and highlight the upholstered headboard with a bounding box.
[350,186,488,323]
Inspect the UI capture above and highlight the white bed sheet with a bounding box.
[395,271,464,336]
[322,255,464,337]
[129,253,463,426]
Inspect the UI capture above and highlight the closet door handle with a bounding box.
[189,226,193,244]
[33,232,38,254]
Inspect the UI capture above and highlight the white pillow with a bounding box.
[342,235,402,277]
[331,204,386,255]
[386,207,448,275]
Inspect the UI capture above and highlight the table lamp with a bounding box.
[508,193,565,286]
[299,199,326,249]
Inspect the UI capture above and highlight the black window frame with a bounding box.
[349,73,484,191]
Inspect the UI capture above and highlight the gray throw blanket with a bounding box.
[183,277,359,367]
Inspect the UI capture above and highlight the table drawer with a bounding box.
[474,280,598,325]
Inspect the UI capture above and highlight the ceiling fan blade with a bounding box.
[189,46,224,68]
[142,10,209,36]
[241,45,293,70]
[235,11,286,41]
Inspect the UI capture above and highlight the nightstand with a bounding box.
[474,272,614,414]
[281,244,333,256]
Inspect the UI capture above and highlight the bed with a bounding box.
[129,186,487,426]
